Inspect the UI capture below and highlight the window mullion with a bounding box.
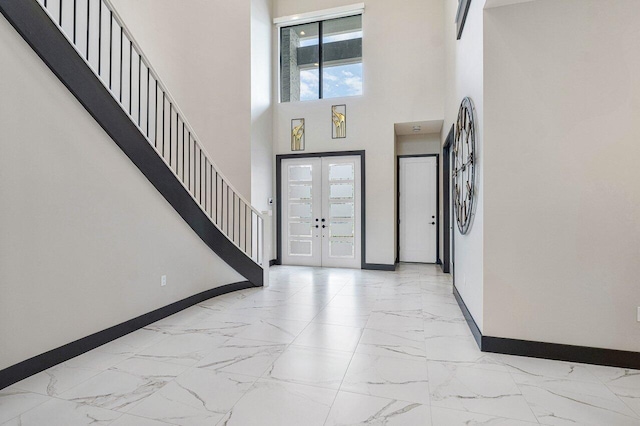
[319,21,323,99]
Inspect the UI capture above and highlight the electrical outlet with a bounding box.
[161,275,167,287]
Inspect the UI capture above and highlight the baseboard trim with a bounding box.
[0,281,255,391]
[363,263,396,271]
[269,259,277,267]
[453,285,640,370]
[452,285,483,348]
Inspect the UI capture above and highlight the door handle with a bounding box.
[322,225,326,228]
[430,222,436,225]
[315,225,319,228]
[321,218,326,222]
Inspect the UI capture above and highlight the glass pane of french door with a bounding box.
[281,155,361,268]
[281,158,322,266]
[321,156,361,268]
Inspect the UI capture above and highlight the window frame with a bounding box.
[278,11,363,103]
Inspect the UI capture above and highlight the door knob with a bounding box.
[321,218,326,222]
[430,222,436,225]
[315,225,319,228]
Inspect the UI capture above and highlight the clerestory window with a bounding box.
[280,14,362,102]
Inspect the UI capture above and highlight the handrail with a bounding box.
[34,0,263,265]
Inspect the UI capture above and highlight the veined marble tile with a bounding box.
[356,328,426,360]
[341,353,430,405]
[128,369,254,425]
[378,286,423,298]
[97,327,171,356]
[285,291,336,307]
[373,297,423,312]
[423,301,465,321]
[7,364,101,397]
[324,295,378,312]
[179,312,256,339]
[419,274,453,283]
[312,305,371,328]
[149,306,215,330]
[609,384,640,417]
[2,398,121,426]
[228,301,323,322]
[0,390,50,424]
[109,414,172,425]
[292,283,345,296]
[264,345,352,390]
[325,391,432,426]
[423,318,473,339]
[366,310,424,332]
[59,358,186,412]
[292,323,363,352]
[63,348,130,371]
[235,317,308,344]
[428,362,537,423]
[336,286,382,298]
[421,287,458,300]
[430,406,539,426]
[218,379,336,426]
[134,331,228,366]
[425,335,505,372]
[196,337,286,377]
[588,365,640,390]
[496,354,601,383]
[513,373,640,425]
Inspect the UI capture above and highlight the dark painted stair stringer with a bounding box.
[0,0,263,286]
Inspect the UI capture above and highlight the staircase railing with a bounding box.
[33,0,264,266]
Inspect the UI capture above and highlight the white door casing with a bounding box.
[399,156,437,263]
[281,155,361,269]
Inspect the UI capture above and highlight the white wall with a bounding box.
[110,0,253,200]
[0,16,244,370]
[443,0,485,329]
[396,133,441,156]
[483,0,640,351]
[251,0,275,261]
[273,0,445,265]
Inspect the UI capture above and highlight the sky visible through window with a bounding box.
[300,64,363,101]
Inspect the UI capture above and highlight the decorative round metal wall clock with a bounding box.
[453,97,477,235]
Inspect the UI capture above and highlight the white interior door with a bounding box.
[399,156,437,263]
[321,156,361,269]
[281,158,322,266]
[281,155,361,269]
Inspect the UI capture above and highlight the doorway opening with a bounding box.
[442,125,454,274]
[276,151,366,269]
[397,154,439,264]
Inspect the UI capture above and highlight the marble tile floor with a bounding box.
[2,264,640,425]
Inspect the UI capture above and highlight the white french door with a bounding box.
[282,156,361,269]
[399,156,437,263]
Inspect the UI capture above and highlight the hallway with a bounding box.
[1,265,639,425]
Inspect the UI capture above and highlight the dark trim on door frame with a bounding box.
[0,281,255,391]
[0,0,263,286]
[441,125,454,274]
[453,285,640,370]
[396,154,439,265]
[275,151,381,270]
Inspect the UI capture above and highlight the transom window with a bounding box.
[280,15,363,102]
